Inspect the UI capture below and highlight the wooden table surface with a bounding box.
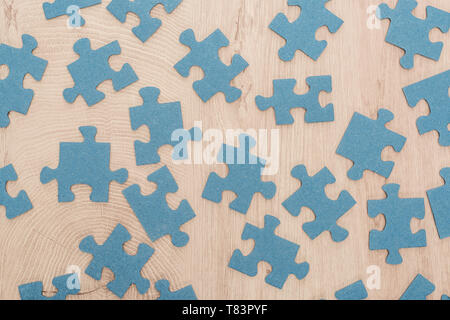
[0,0,448,300]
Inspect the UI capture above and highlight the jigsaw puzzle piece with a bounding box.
[282,165,355,242]
[63,38,138,106]
[174,29,249,103]
[368,184,426,265]
[403,70,450,146]
[0,164,33,219]
[442,295,449,300]
[337,109,406,180]
[107,0,182,42]
[270,0,343,61]
[43,0,102,26]
[335,280,368,300]
[426,168,450,239]
[155,279,197,300]
[19,273,80,300]
[400,274,435,300]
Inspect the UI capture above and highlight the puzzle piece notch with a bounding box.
[255,76,334,125]
[403,70,450,146]
[79,223,153,298]
[0,34,48,127]
[40,126,128,203]
[335,280,368,300]
[155,279,197,300]
[19,273,80,300]
[377,0,450,69]
[130,87,201,165]
[202,134,276,214]
[426,167,450,239]
[368,184,426,265]
[63,38,138,107]
[122,165,196,247]
[400,274,435,300]
[107,0,183,43]
[229,215,309,289]
[174,28,249,103]
[43,0,102,26]
[0,164,33,219]
[337,109,406,181]
[282,165,356,242]
[270,0,344,61]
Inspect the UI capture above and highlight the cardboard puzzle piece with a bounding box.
[403,69,450,146]
[0,34,47,127]
[335,280,368,300]
[122,166,196,247]
[377,0,450,69]
[64,38,138,106]
[202,134,276,214]
[282,165,356,242]
[43,0,102,26]
[129,87,201,165]
[107,0,182,42]
[19,273,80,300]
[426,168,450,239]
[255,76,334,125]
[174,29,249,103]
[400,274,435,300]
[0,164,33,219]
[368,184,426,265]
[270,0,343,61]
[155,279,197,300]
[79,223,153,298]
[40,126,128,202]
[337,109,406,181]
[442,295,449,300]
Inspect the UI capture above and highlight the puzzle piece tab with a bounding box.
[368,184,426,265]
[174,29,249,103]
[19,273,80,300]
[400,274,435,300]
[255,76,334,125]
[79,223,153,298]
[335,280,368,300]
[270,0,343,61]
[426,168,450,239]
[377,0,450,69]
[40,126,128,202]
[155,279,197,300]
[282,165,356,242]
[337,109,406,181]
[64,38,138,106]
[43,0,102,26]
[107,0,182,42]
[202,134,276,214]
[403,69,450,146]
[0,164,33,219]
[0,34,47,127]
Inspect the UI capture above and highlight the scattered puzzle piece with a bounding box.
[377,0,450,69]
[123,166,196,247]
[0,164,33,219]
[107,0,182,42]
[335,280,368,300]
[155,279,197,300]
[255,76,334,125]
[40,126,128,202]
[337,109,406,181]
[79,223,153,298]
[202,134,276,214]
[174,29,249,103]
[19,273,80,300]
[426,168,450,239]
[64,38,138,106]
[43,0,102,26]
[368,184,426,265]
[403,69,450,146]
[442,295,449,300]
[282,165,355,242]
[129,87,201,165]
[400,274,435,300]
[229,215,309,289]
[270,0,343,61]
[0,34,47,127]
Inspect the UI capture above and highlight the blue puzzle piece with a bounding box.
[337,109,406,181]
[107,0,182,43]
[79,223,153,298]
[229,215,309,289]
[174,29,249,103]
[403,70,450,146]
[40,126,128,202]
[123,166,196,247]
[43,0,102,26]
[335,280,368,300]
[442,295,449,300]
[202,134,276,214]
[129,87,201,165]
[63,38,138,106]
[0,34,47,127]
[368,184,426,265]
[377,0,450,69]
[400,274,435,300]
[255,76,334,125]
[0,164,33,219]
[270,0,343,61]
[282,165,356,242]
[426,168,450,239]
[155,279,197,300]
[19,273,80,300]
